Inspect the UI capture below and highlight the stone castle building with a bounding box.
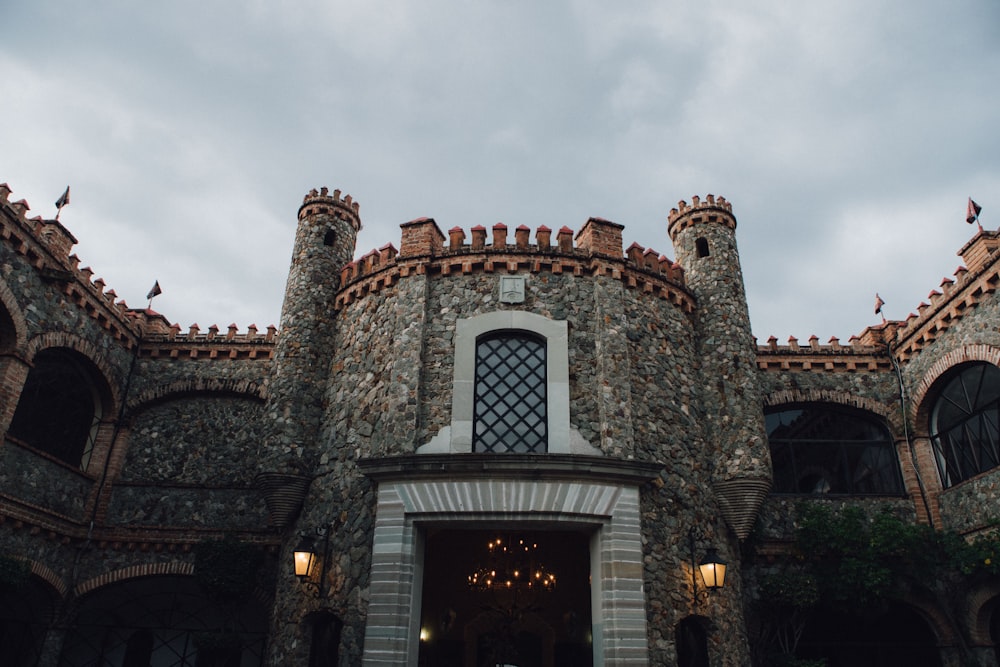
[1,181,999,666]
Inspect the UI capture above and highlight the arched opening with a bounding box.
[308,610,343,667]
[418,528,592,667]
[7,347,110,468]
[765,404,903,495]
[675,616,710,667]
[0,301,17,352]
[323,228,336,247]
[695,237,710,258]
[0,575,56,666]
[795,601,942,666]
[991,600,1000,665]
[58,575,268,667]
[929,362,1000,487]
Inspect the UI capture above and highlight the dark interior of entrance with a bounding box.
[418,528,592,667]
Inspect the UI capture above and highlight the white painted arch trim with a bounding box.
[450,311,570,453]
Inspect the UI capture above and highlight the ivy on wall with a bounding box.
[746,504,1000,667]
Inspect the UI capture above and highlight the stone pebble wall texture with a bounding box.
[263,194,359,476]
[670,213,770,484]
[105,395,270,529]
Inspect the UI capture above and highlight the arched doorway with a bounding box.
[0,575,55,665]
[418,529,592,667]
[795,602,942,667]
[58,575,268,667]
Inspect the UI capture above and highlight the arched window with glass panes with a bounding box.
[472,331,547,453]
[766,404,903,495]
[930,362,1000,488]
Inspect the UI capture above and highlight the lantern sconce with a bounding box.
[293,511,347,598]
[688,528,727,606]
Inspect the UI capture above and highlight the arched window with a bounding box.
[695,237,710,258]
[7,348,106,469]
[59,576,268,667]
[473,332,547,453]
[766,404,903,495]
[930,362,1000,488]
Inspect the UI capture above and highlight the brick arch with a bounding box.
[127,378,267,413]
[911,344,1000,432]
[0,277,28,353]
[24,331,123,408]
[964,581,1000,645]
[26,559,69,599]
[894,591,960,647]
[73,561,195,598]
[763,389,899,431]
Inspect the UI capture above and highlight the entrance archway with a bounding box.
[795,602,942,666]
[359,455,662,666]
[418,529,592,667]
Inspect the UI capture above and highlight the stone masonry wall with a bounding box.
[104,394,269,529]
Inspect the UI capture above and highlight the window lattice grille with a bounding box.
[473,333,547,453]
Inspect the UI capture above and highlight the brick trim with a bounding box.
[0,278,28,352]
[910,344,1000,428]
[127,378,267,412]
[25,331,123,407]
[763,389,898,429]
[74,561,195,598]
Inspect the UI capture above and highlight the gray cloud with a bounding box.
[2,0,997,341]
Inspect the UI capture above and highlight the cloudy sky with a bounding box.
[3,1,998,343]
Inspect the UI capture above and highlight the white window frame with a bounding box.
[450,312,570,454]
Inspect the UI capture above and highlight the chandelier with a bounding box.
[467,536,557,593]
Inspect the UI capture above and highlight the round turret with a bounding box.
[258,188,361,499]
[668,195,771,540]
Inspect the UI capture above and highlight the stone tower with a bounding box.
[668,195,771,539]
[257,188,361,525]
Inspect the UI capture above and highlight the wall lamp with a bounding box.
[293,511,347,597]
[688,528,727,605]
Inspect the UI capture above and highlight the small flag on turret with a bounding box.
[55,186,70,220]
[967,198,982,224]
[146,281,162,300]
[874,293,885,315]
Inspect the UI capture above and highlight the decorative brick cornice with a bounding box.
[756,335,892,372]
[1,184,273,361]
[667,194,735,239]
[138,323,276,361]
[337,230,692,313]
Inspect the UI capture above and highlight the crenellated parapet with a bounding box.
[666,194,735,237]
[135,319,276,360]
[758,229,1000,367]
[756,334,893,372]
[0,183,140,348]
[0,183,275,360]
[297,186,361,230]
[336,215,692,312]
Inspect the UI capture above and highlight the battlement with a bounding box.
[297,187,361,231]
[667,194,735,238]
[757,244,1000,368]
[137,319,276,360]
[756,334,893,372]
[1,182,273,357]
[333,216,692,311]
